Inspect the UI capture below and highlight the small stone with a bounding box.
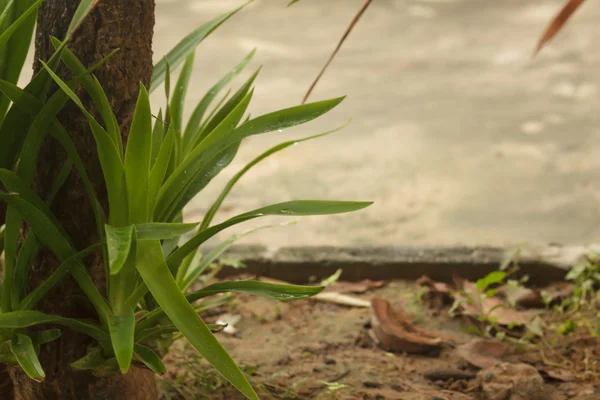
[391,384,403,392]
[475,363,549,400]
[363,381,381,389]
[324,358,337,365]
[276,355,292,366]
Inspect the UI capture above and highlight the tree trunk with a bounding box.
[9,1,157,399]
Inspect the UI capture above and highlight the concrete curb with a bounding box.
[217,243,600,285]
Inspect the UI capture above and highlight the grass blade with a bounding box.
[188,281,324,303]
[195,69,260,147]
[179,222,294,291]
[108,310,135,374]
[137,280,321,332]
[148,126,173,213]
[41,61,128,225]
[66,0,100,39]
[18,244,102,311]
[135,222,198,241]
[134,344,166,374]
[155,90,253,221]
[124,84,152,223]
[29,329,61,346]
[51,37,121,154]
[135,239,258,400]
[150,5,247,93]
[182,50,256,149]
[170,51,195,137]
[105,225,134,276]
[0,0,42,124]
[201,122,348,229]
[168,200,372,268]
[0,193,111,321]
[10,334,44,381]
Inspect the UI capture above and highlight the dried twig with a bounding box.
[534,0,586,55]
[302,0,373,103]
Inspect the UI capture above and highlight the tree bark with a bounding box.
[9,1,157,399]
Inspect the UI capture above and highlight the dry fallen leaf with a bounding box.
[499,286,544,308]
[455,339,510,369]
[453,276,539,326]
[312,292,371,308]
[535,0,586,55]
[540,368,577,382]
[369,297,445,354]
[324,279,386,294]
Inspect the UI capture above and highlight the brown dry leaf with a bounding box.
[325,279,386,294]
[417,275,451,295]
[499,286,544,308]
[453,277,539,326]
[535,0,586,55]
[455,339,509,369]
[540,368,577,382]
[543,282,574,303]
[369,297,444,354]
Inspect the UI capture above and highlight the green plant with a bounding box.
[0,3,371,399]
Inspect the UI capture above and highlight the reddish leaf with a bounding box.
[535,0,586,55]
[325,279,386,294]
[369,297,444,354]
[455,339,509,369]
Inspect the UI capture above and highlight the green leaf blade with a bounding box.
[108,310,135,374]
[136,240,258,400]
[125,84,153,223]
[135,222,198,241]
[10,334,45,381]
[105,225,134,276]
[150,5,247,93]
[168,200,372,268]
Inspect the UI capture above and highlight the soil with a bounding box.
[160,280,600,400]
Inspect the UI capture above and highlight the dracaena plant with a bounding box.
[0,4,371,400]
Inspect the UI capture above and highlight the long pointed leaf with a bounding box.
[108,310,135,374]
[0,310,110,349]
[157,96,345,222]
[10,334,44,381]
[18,244,102,310]
[125,84,152,223]
[66,0,100,39]
[182,50,256,149]
[135,222,198,241]
[170,51,195,136]
[168,200,372,268]
[202,122,348,229]
[136,239,258,400]
[41,61,128,225]
[155,90,253,221]
[0,0,42,124]
[0,193,111,320]
[179,222,295,291]
[105,225,134,276]
[137,280,321,333]
[150,5,247,92]
[134,344,166,374]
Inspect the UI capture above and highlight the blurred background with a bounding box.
[27,0,600,247]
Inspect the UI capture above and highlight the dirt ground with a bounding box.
[159,279,600,400]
